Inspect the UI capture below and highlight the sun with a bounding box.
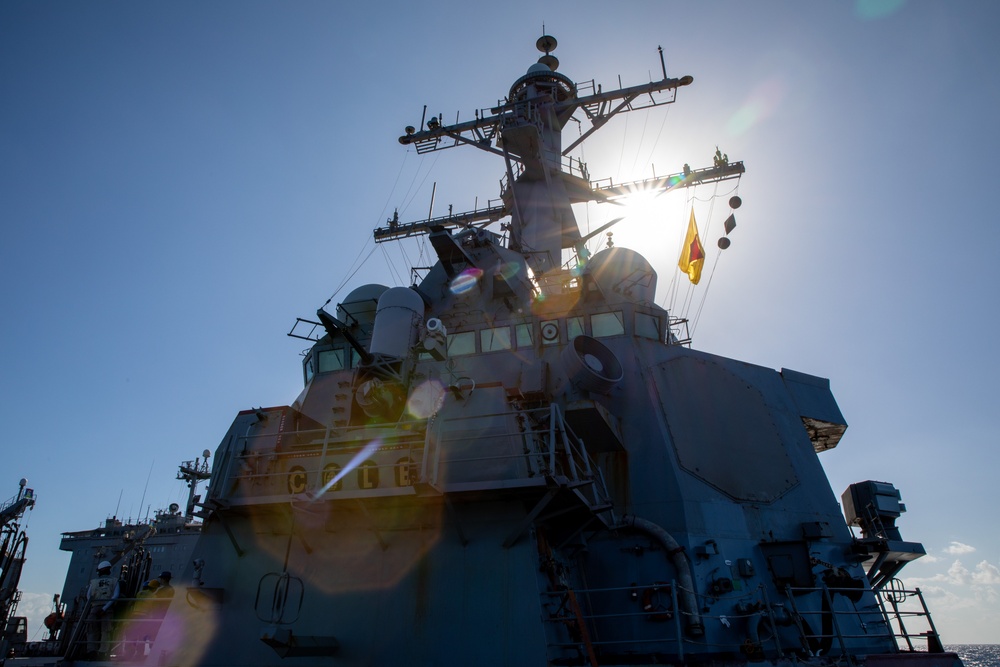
[616,188,666,227]
[582,188,671,253]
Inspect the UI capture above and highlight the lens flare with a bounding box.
[855,0,905,20]
[495,261,521,282]
[150,598,219,667]
[407,379,446,419]
[449,267,483,294]
[313,438,383,498]
[727,76,786,136]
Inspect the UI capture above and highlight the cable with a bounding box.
[323,241,379,308]
[629,108,652,176]
[690,250,723,336]
[640,105,672,171]
[690,181,738,336]
[615,111,629,179]
[379,242,403,286]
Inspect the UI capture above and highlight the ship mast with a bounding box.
[177,450,211,520]
[388,35,744,282]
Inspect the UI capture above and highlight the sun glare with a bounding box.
[588,188,674,256]
[618,189,666,226]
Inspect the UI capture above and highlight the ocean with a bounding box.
[949,645,1000,667]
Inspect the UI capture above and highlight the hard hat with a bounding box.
[147,579,160,590]
[159,571,172,580]
[98,561,112,570]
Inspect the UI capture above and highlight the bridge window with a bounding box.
[481,326,512,352]
[635,312,661,340]
[592,311,624,338]
[318,348,346,373]
[515,323,533,348]
[304,354,315,383]
[447,331,476,356]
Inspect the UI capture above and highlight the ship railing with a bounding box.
[543,403,614,513]
[423,403,613,512]
[540,578,685,658]
[874,582,947,653]
[422,407,548,490]
[498,161,524,193]
[61,594,172,661]
[667,315,691,346]
[0,492,19,515]
[785,582,943,658]
[542,579,784,661]
[0,487,34,523]
[216,404,610,506]
[542,579,914,664]
[223,422,428,501]
[498,154,590,195]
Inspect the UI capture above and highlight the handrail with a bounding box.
[785,582,943,654]
[540,579,945,661]
[60,594,173,661]
[213,402,612,513]
[875,585,945,652]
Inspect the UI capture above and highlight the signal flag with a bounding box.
[678,209,705,284]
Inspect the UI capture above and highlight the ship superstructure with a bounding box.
[90,36,957,667]
[1,456,210,663]
[58,455,209,621]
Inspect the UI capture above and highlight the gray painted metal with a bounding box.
[17,35,958,667]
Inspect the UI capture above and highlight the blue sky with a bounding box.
[2,0,998,645]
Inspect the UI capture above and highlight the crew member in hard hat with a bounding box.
[122,579,160,659]
[154,571,174,598]
[135,570,175,647]
[85,560,121,658]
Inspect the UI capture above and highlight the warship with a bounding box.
[1,457,210,664]
[5,34,961,667]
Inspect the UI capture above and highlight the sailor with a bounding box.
[122,579,160,659]
[154,571,174,598]
[85,560,120,658]
[713,146,729,168]
[136,571,175,645]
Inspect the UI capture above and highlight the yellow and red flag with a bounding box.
[678,209,705,284]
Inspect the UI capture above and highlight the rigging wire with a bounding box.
[615,111,629,179]
[687,181,740,203]
[701,182,721,250]
[321,147,416,307]
[691,250,723,336]
[371,148,420,286]
[660,177,742,338]
[378,148,411,222]
[639,105,672,172]
[380,242,404,286]
[663,190,694,314]
[679,186,718,321]
[323,242,379,309]
[400,151,442,217]
[395,152,443,283]
[691,181,741,336]
[628,108,652,177]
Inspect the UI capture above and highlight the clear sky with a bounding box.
[2,0,998,645]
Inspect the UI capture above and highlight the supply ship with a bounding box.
[3,34,960,667]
